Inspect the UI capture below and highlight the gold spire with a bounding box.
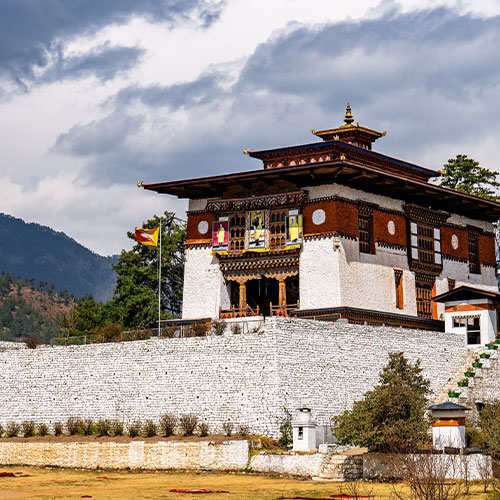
[344,102,354,125]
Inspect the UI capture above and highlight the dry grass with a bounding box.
[0,467,492,500]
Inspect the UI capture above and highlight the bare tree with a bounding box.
[476,454,494,493]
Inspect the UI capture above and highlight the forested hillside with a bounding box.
[0,272,75,343]
[0,214,117,302]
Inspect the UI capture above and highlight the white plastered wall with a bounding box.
[182,247,229,319]
[299,237,341,309]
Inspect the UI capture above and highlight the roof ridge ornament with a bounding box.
[344,102,354,125]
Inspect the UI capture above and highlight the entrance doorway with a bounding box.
[229,275,299,317]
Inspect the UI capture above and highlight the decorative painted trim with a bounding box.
[414,272,437,283]
[206,191,308,213]
[186,209,209,215]
[304,231,357,241]
[483,262,497,268]
[305,195,357,206]
[291,306,444,331]
[185,242,211,249]
[442,254,468,264]
[404,204,449,226]
[376,241,406,251]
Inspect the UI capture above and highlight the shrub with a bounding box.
[66,417,81,435]
[159,414,177,437]
[22,420,36,437]
[278,408,293,448]
[478,401,500,460]
[222,421,234,437]
[238,425,250,438]
[25,336,40,349]
[112,420,124,436]
[198,422,209,437]
[144,419,158,437]
[80,418,94,436]
[230,323,242,335]
[180,414,198,436]
[191,322,208,337]
[53,422,63,436]
[95,323,123,343]
[0,424,4,438]
[37,423,49,436]
[211,319,226,336]
[333,352,430,452]
[163,326,178,338]
[95,419,111,437]
[128,421,142,438]
[6,422,20,437]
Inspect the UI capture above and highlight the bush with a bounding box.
[191,322,208,337]
[112,420,124,436]
[222,421,234,437]
[180,414,198,436]
[198,422,209,437]
[22,420,36,438]
[278,408,293,448]
[95,419,111,437]
[144,419,158,437]
[95,323,123,343]
[66,417,82,435]
[6,422,20,437]
[211,319,226,336]
[160,414,177,437]
[128,421,142,438]
[37,423,49,437]
[333,352,430,452]
[478,401,500,460]
[230,323,242,335]
[238,425,250,438]
[0,424,4,438]
[25,336,40,349]
[80,418,94,436]
[53,422,63,436]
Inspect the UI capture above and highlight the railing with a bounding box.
[219,305,260,319]
[270,301,300,317]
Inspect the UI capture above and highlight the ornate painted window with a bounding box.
[270,210,287,249]
[415,280,433,319]
[229,212,246,252]
[468,233,480,274]
[358,203,375,254]
[409,222,441,266]
[394,269,403,309]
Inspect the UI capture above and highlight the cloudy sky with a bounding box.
[1,0,500,256]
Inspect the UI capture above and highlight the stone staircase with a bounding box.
[313,453,363,481]
[441,340,500,408]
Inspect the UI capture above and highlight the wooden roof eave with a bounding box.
[142,160,500,221]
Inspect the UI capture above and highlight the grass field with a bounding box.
[0,467,492,499]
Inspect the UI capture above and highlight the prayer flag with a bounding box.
[135,226,159,246]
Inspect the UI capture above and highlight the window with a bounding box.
[409,222,441,266]
[453,316,481,344]
[229,212,246,252]
[394,270,403,309]
[415,280,433,319]
[448,278,456,291]
[358,203,375,254]
[468,235,480,274]
[269,210,287,249]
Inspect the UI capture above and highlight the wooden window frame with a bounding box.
[394,269,404,309]
[468,234,480,274]
[358,203,375,255]
[409,221,441,267]
[228,212,246,253]
[415,276,435,320]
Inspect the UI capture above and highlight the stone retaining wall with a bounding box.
[0,318,470,436]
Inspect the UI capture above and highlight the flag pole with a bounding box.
[158,219,162,337]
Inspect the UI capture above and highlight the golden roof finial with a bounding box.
[344,102,354,125]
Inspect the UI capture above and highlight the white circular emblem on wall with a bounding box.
[451,234,459,250]
[312,209,326,225]
[387,220,396,235]
[198,220,209,234]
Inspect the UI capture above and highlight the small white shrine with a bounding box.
[292,408,318,452]
[428,402,469,450]
[433,286,500,346]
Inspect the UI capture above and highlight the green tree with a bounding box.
[439,154,500,200]
[478,401,500,460]
[71,299,106,336]
[333,352,430,451]
[108,211,185,329]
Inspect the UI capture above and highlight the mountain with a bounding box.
[0,213,118,302]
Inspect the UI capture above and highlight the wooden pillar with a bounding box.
[239,282,247,311]
[278,278,287,306]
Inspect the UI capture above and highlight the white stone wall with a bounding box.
[182,246,228,319]
[0,318,470,437]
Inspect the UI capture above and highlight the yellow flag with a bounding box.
[135,226,159,247]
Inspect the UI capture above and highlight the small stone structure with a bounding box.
[429,402,468,450]
[292,408,317,452]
